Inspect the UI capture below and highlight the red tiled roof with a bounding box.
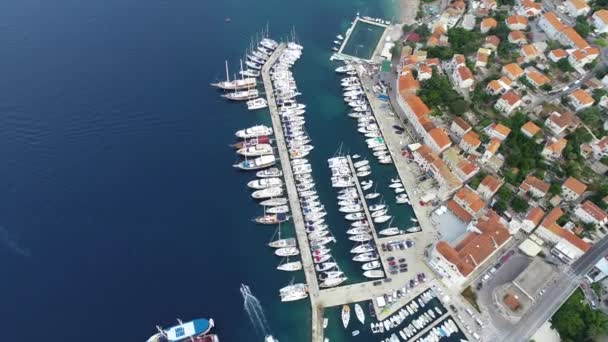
[521,175,550,194]
[521,121,541,136]
[480,175,502,192]
[526,207,545,225]
[448,199,474,222]
[563,177,587,195]
[580,201,608,222]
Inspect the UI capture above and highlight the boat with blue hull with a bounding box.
[146,318,219,342]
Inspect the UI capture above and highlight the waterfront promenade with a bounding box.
[261,44,324,342]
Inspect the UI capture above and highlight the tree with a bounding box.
[415,25,431,39]
[552,289,608,342]
[426,46,455,60]
[418,73,467,115]
[574,16,592,38]
[579,107,602,127]
[592,89,608,102]
[540,84,553,91]
[549,183,562,196]
[511,196,530,213]
[449,99,470,114]
[402,24,413,33]
[556,58,574,72]
[494,200,508,213]
[447,28,483,55]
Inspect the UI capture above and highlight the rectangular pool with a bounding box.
[341,20,386,60]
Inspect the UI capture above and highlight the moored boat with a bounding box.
[234,155,276,171]
[355,303,365,324]
[146,318,218,342]
[342,305,351,328]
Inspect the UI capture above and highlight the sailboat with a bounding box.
[210,61,257,90]
[355,304,365,324]
[277,258,302,272]
[342,305,351,328]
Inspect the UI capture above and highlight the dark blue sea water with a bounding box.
[0,0,405,341]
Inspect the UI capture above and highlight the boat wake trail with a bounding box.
[0,225,31,258]
[240,283,270,337]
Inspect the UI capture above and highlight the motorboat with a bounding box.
[365,193,380,199]
[347,227,370,235]
[321,276,347,288]
[316,262,337,272]
[369,204,386,212]
[371,209,388,218]
[364,270,384,279]
[252,187,283,199]
[234,155,276,171]
[379,227,401,236]
[345,212,365,221]
[279,283,308,302]
[342,305,351,329]
[339,205,363,213]
[406,226,421,233]
[257,167,282,178]
[313,254,331,264]
[389,182,403,188]
[275,247,299,257]
[260,197,288,207]
[277,261,302,272]
[267,205,289,214]
[146,317,217,342]
[336,65,355,73]
[356,171,371,177]
[351,243,374,254]
[355,304,365,324]
[319,270,344,280]
[353,252,378,262]
[362,260,381,270]
[373,215,391,223]
[351,220,369,227]
[246,97,268,111]
[235,125,273,139]
[361,182,373,191]
[255,214,290,225]
[349,234,373,242]
[269,237,297,248]
[247,177,282,189]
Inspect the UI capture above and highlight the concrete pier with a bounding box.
[261,44,324,342]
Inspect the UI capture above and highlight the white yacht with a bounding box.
[277,261,302,272]
[247,177,282,189]
[234,155,277,171]
[363,270,385,279]
[355,304,365,324]
[279,283,308,302]
[237,144,274,157]
[275,247,299,257]
[251,186,283,199]
[247,98,268,110]
[235,125,273,139]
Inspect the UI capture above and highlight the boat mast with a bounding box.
[225,60,229,83]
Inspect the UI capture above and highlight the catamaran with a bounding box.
[146,318,218,342]
[279,283,308,302]
[247,98,268,110]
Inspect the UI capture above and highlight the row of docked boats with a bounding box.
[336,64,392,165]
[415,318,460,342]
[371,289,446,342]
[269,41,350,290]
[327,155,387,280]
[211,37,280,109]
[231,128,306,293]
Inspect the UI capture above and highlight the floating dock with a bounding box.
[261,43,324,342]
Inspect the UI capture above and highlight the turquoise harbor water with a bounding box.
[342,21,387,60]
[0,0,435,341]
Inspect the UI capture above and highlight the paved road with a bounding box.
[500,235,608,342]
